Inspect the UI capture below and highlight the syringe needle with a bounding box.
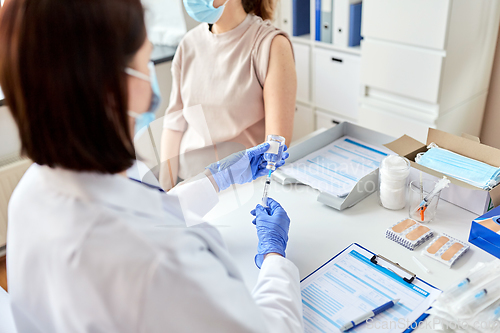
[262,171,272,207]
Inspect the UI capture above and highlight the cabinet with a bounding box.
[362,0,449,49]
[293,43,310,103]
[313,48,361,119]
[275,0,362,140]
[275,0,499,142]
[315,110,347,130]
[360,0,500,139]
[293,103,314,141]
[361,41,443,104]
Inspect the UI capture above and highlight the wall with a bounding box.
[481,25,500,149]
[0,106,21,160]
[156,61,173,119]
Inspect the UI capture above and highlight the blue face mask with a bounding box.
[416,146,500,190]
[183,0,228,24]
[125,61,162,134]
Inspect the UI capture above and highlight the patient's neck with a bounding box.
[212,2,247,34]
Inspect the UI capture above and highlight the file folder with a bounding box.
[333,0,361,47]
[292,0,311,36]
[315,0,321,41]
[348,2,362,46]
[320,0,333,43]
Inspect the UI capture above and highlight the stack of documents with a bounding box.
[282,136,393,197]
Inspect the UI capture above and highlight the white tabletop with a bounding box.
[205,176,495,294]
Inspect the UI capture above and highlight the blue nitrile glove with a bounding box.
[206,143,289,192]
[250,197,290,269]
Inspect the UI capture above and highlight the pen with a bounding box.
[340,299,400,331]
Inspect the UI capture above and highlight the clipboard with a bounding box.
[300,243,441,333]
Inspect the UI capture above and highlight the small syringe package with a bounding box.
[423,233,470,267]
[428,261,500,329]
[386,218,434,251]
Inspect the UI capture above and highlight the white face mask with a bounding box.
[125,61,162,134]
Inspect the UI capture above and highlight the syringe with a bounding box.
[441,265,492,302]
[412,176,450,221]
[455,282,500,317]
[262,170,272,208]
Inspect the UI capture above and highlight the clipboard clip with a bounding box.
[371,254,416,284]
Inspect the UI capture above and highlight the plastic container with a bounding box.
[409,180,441,223]
[378,156,411,210]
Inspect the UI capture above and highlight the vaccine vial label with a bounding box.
[267,141,280,154]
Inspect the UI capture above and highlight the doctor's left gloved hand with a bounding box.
[206,143,289,192]
[250,198,290,269]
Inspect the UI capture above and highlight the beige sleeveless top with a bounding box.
[163,14,290,179]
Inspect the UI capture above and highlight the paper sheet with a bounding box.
[301,244,441,333]
[282,136,394,197]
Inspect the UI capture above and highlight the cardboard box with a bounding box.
[273,122,395,211]
[469,205,500,259]
[385,129,500,216]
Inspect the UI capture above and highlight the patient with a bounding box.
[159,0,297,190]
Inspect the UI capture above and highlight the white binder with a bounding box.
[333,0,361,47]
[279,0,292,36]
[320,0,333,43]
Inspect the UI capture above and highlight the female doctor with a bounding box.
[0,0,303,332]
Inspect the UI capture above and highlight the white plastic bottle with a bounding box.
[378,156,411,210]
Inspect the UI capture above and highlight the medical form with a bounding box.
[301,244,441,333]
[282,136,394,197]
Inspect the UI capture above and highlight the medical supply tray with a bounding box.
[273,122,395,211]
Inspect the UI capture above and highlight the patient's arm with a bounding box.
[263,35,297,145]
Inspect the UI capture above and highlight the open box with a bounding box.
[273,122,395,211]
[385,128,500,216]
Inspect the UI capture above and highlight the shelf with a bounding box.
[313,42,362,56]
[289,36,363,56]
[296,99,312,107]
[314,106,358,123]
[290,34,312,45]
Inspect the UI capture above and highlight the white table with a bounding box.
[205,176,496,331]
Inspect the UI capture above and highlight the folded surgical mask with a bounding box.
[183,0,228,24]
[416,144,500,190]
[125,61,162,134]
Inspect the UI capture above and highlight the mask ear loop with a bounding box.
[125,68,153,117]
[128,111,142,118]
[125,67,151,82]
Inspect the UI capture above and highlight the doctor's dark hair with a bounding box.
[242,0,275,21]
[0,0,146,173]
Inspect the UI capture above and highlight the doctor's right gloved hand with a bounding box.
[250,198,290,269]
[206,143,289,192]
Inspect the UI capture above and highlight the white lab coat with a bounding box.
[7,164,303,332]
